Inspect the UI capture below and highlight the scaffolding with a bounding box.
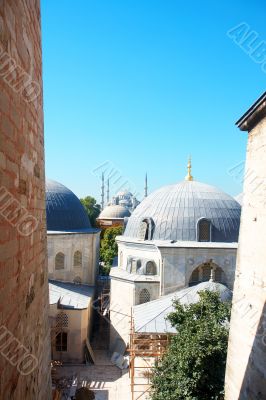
[129,310,172,400]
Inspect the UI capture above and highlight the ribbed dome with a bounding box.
[124,180,241,242]
[98,205,131,219]
[46,179,91,231]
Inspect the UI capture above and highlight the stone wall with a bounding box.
[225,98,266,399]
[0,1,51,398]
[50,304,92,364]
[160,246,237,294]
[47,232,100,285]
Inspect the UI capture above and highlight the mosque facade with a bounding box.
[46,180,100,363]
[109,161,241,350]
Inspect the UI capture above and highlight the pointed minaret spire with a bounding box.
[185,156,193,181]
[101,173,105,211]
[144,173,148,198]
[107,178,110,204]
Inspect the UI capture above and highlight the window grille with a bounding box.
[139,288,151,304]
[55,252,65,270]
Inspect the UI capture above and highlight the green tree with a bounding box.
[151,290,231,400]
[80,196,101,227]
[100,226,123,274]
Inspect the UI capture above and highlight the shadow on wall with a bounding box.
[239,301,266,399]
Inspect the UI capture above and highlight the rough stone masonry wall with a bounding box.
[225,115,266,399]
[0,1,51,399]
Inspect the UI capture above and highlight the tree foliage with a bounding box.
[151,290,231,400]
[100,226,123,273]
[80,196,101,227]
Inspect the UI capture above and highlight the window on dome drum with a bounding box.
[73,250,82,267]
[55,252,65,270]
[56,332,68,352]
[138,218,155,241]
[198,219,211,242]
[139,288,151,304]
[146,261,157,275]
[56,312,68,328]
[138,221,148,240]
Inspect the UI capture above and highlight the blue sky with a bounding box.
[41,0,266,203]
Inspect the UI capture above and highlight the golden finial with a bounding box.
[185,156,193,181]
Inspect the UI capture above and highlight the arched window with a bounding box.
[198,219,211,242]
[214,266,225,283]
[55,252,65,270]
[189,263,226,286]
[138,218,155,241]
[190,268,199,285]
[138,221,148,240]
[202,263,212,281]
[139,288,151,304]
[73,250,82,267]
[56,312,68,328]
[146,261,157,275]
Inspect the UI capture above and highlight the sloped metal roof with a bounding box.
[124,180,241,242]
[133,282,232,334]
[46,179,91,232]
[49,280,95,309]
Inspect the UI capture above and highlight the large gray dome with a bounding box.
[46,179,91,231]
[124,180,241,242]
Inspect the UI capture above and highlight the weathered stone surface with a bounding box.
[0,1,51,399]
[225,95,266,400]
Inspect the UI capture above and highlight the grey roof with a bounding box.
[46,179,91,232]
[49,280,95,310]
[117,236,238,249]
[124,180,241,243]
[236,91,266,131]
[133,282,232,334]
[98,204,131,219]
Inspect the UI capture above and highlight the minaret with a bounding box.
[107,178,110,204]
[144,173,148,198]
[185,156,193,181]
[101,173,105,211]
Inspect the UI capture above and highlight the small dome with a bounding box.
[124,180,241,242]
[98,205,131,219]
[195,281,232,302]
[46,179,91,231]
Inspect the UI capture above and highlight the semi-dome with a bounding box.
[46,179,91,231]
[98,205,131,219]
[124,180,241,242]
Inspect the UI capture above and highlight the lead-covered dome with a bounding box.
[124,180,241,242]
[98,204,131,219]
[46,179,91,231]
